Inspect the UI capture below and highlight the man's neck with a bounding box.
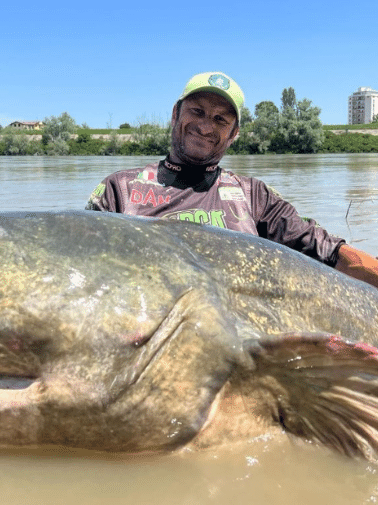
[157,156,220,192]
[163,156,218,173]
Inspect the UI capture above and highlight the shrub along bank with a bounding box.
[320,131,378,153]
[3,102,378,155]
[2,127,378,156]
[0,130,171,156]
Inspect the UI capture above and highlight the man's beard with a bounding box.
[170,126,221,167]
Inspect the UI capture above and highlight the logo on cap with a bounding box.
[208,74,230,90]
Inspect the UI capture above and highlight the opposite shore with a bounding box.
[3,129,378,142]
[2,124,378,156]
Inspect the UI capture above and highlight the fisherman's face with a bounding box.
[170,92,239,166]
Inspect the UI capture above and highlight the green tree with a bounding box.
[100,130,122,155]
[252,101,280,153]
[133,117,171,155]
[239,106,253,127]
[254,101,279,118]
[77,131,92,143]
[281,87,297,110]
[45,138,70,155]
[42,112,77,154]
[226,128,259,154]
[372,114,378,124]
[119,122,131,129]
[272,96,324,153]
[250,89,323,154]
[3,133,29,155]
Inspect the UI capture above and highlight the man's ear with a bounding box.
[227,126,239,148]
[171,104,178,128]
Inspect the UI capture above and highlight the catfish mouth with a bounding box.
[0,290,197,397]
[0,376,36,390]
[0,288,232,453]
[0,287,231,416]
[0,331,43,390]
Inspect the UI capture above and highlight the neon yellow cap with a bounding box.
[179,72,245,122]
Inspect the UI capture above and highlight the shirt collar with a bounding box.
[158,156,220,192]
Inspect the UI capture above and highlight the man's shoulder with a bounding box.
[218,167,263,187]
[218,168,283,199]
[218,167,248,182]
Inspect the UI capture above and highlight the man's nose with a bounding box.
[196,116,214,135]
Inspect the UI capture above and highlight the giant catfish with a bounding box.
[1,211,378,459]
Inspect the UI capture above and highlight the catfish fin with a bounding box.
[244,333,378,461]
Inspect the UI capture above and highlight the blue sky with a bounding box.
[1,0,377,128]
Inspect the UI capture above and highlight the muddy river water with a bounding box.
[0,153,377,504]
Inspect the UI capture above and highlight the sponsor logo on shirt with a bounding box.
[162,209,226,228]
[130,170,162,186]
[218,187,246,201]
[164,159,218,172]
[130,188,171,207]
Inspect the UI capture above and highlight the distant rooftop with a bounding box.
[7,120,44,130]
[9,120,43,125]
[353,87,378,94]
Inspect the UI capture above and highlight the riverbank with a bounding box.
[2,129,378,155]
[3,129,378,143]
[331,129,378,136]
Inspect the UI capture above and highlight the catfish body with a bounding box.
[0,211,377,458]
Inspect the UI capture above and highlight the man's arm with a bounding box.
[85,177,119,213]
[336,244,378,289]
[253,180,345,267]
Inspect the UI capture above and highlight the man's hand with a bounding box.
[336,244,378,289]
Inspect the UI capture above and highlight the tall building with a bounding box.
[348,87,378,124]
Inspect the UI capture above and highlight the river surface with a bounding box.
[0,153,378,504]
[1,153,377,256]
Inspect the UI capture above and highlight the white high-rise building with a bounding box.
[348,87,378,124]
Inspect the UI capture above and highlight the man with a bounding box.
[86,71,378,289]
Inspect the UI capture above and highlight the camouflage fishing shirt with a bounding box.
[86,158,345,267]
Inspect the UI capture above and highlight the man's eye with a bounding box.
[215,115,228,124]
[191,108,204,116]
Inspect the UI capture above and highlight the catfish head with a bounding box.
[0,212,242,451]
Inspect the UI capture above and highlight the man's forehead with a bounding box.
[184,91,236,115]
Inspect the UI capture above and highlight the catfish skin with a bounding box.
[0,211,377,454]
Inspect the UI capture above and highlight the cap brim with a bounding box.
[180,87,240,122]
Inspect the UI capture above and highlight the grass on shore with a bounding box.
[323,124,378,130]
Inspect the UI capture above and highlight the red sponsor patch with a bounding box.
[130,189,170,207]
